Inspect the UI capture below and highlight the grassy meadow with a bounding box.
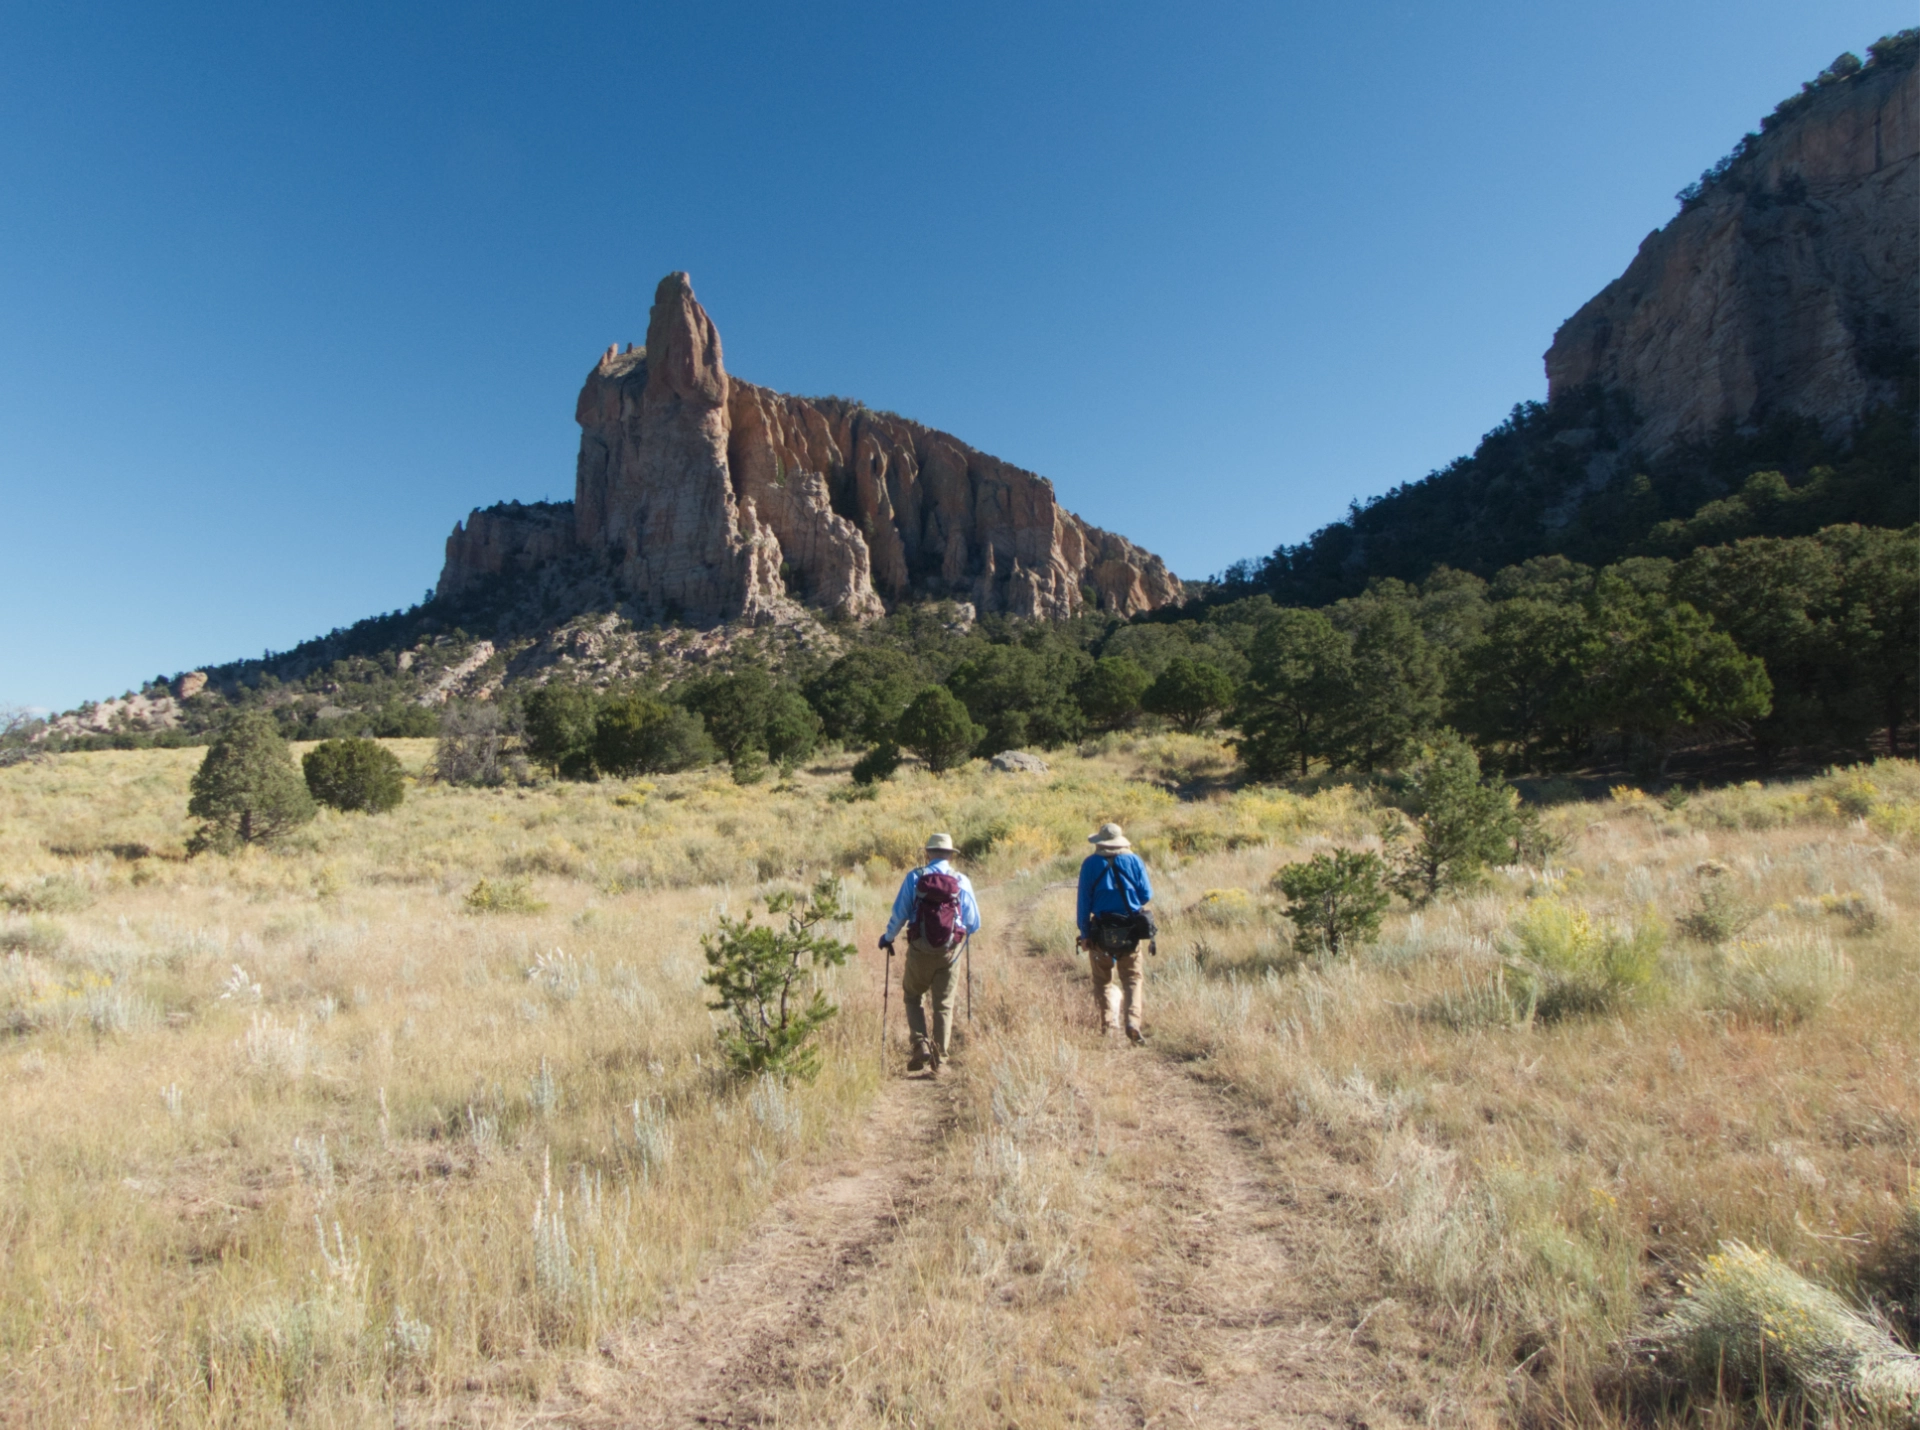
[1,736,1915,1425]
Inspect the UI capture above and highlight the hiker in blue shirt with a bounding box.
[880,833,981,1075]
[1076,822,1155,1043]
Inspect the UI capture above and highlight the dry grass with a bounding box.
[1,739,1915,1425]
[1140,762,1920,1423]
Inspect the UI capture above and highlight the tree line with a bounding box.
[420,521,1910,788]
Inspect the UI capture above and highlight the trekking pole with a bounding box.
[881,942,893,1065]
[965,933,973,1024]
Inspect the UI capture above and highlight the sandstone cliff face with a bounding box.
[441,272,1182,623]
[1546,50,1918,454]
[438,501,576,601]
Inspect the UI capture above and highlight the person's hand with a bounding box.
[880,937,895,954]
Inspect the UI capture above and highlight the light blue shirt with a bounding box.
[1077,851,1153,935]
[883,859,982,943]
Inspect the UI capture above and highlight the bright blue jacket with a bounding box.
[1077,852,1153,935]
[883,859,982,943]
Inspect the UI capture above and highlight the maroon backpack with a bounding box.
[910,870,965,948]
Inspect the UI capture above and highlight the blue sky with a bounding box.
[1,0,1910,712]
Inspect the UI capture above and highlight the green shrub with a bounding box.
[301,738,405,814]
[850,742,902,786]
[1676,870,1757,944]
[1503,899,1661,1020]
[593,696,713,776]
[464,878,547,914]
[1641,1240,1920,1420]
[187,712,316,854]
[1276,849,1390,956]
[701,877,854,1079]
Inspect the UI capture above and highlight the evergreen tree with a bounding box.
[593,695,714,775]
[803,648,920,745]
[1456,598,1590,769]
[764,687,823,767]
[676,668,775,765]
[895,686,983,772]
[1581,574,1772,775]
[522,684,599,779]
[1392,733,1519,903]
[1075,656,1150,732]
[1276,849,1391,956]
[1330,581,1444,770]
[1142,656,1235,733]
[187,712,316,853]
[946,643,1088,751]
[1826,524,1920,758]
[1234,609,1353,778]
[1673,533,1856,755]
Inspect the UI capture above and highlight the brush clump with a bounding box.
[1640,1240,1920,1420]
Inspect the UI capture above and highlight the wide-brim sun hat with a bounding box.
[1088,822,1130,852]
[924,832,957,855]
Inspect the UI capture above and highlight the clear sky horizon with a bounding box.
[2,1,1911,712]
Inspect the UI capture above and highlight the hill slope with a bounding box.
[1241,32,1917,608]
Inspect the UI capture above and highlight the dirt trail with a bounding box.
[1089,1050,1477,1428]
[544,1067,952,1428]
[524,884,1482,1428]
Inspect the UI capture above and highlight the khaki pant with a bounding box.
[900,935,962,1059]
[1089,946,1144,1034]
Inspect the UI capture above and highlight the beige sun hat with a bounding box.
[1088,822,1131,852]
[924,832,957,856]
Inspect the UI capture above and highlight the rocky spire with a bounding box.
[443,272,1184,622]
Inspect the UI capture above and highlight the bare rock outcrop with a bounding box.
[1546,46,1918,454]
[438,501,577,602]
[440,272,1182,624]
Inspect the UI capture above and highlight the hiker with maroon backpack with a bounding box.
[879,833,981,1076]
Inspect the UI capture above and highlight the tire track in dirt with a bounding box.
[538,1028,955,1427]
[1007,870,1488,1428]
[1085,1050,1485,1428]
[529,882,1073,1427]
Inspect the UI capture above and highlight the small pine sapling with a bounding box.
[702,877,855,1079]
[1275,849,1390,956]
[1390,733,1520,904]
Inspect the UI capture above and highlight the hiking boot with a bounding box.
[1126,1027,1147,1046]
[907,1043,929,1073]
[927,1050,944,1077]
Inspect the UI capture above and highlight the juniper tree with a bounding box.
[895,686,982,773]
[302,737,405,813]
[187,712,316,853]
